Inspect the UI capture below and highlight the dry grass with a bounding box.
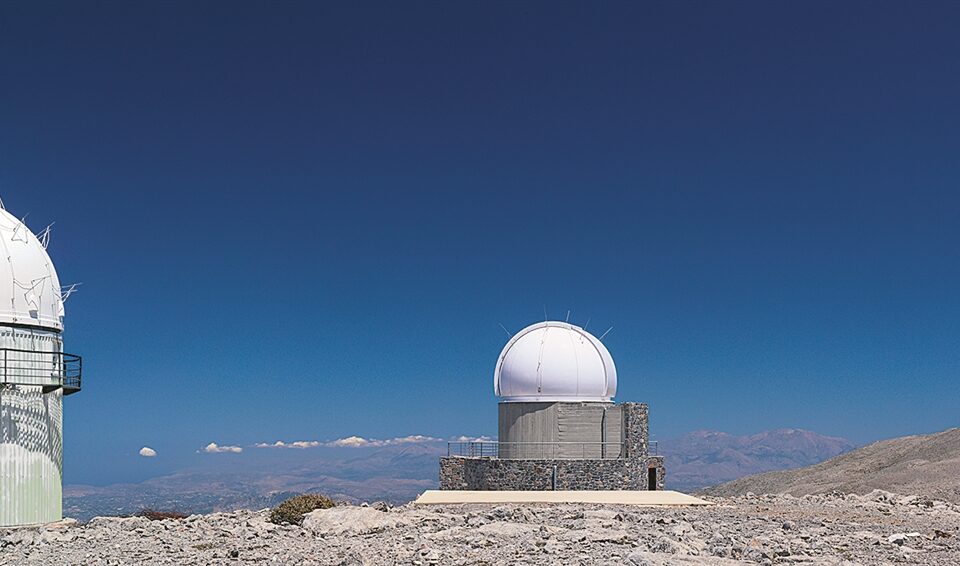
[269,493,335,525]
[137,508,188,521]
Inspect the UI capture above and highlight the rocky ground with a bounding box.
[2,490,959,565]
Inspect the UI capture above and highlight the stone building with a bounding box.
[440,321,664,491]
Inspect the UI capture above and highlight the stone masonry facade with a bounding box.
[440,455,665,491]
[440,402,666,491]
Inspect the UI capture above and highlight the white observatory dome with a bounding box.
[0,206,63,331]
[494,321,617,403]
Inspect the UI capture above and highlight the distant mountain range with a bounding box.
[659,428,855,492]
[64,429,853,521]
[64,443,446,520]
[702,427,960,503]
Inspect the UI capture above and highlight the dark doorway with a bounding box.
[647,467,658,491]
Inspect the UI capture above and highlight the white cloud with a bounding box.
[253,435,444,449]
[325,435,442,448]
[451,435,495,442]
[254,440,321,449]
[203,442,243,454]
[327,436,371,447]
[289,441,320,448]
[139,446,157,457]
[388,435,442,445]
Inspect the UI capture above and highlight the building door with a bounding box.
[647,467,658,491]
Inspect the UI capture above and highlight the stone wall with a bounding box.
[622,402,648,459]
[440,456,666,491]
[439,457,468,490]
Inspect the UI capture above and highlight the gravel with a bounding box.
[2,490,959,565]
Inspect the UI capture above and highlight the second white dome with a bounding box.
[0,206,63,331]
[494,321,617,403]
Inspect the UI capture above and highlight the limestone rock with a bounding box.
[302,506,405,536]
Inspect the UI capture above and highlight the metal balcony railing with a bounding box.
[0,348,82,395]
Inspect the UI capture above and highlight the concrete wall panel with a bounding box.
[0,327,63,527]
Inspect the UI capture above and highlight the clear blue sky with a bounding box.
[1,2,958,485]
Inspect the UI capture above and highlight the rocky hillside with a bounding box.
[3,492,959,565]
[702,428,960,503]
[661,429,854,492]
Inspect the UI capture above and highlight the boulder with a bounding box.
[302,507,405,536]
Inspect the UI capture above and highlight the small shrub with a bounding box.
[269,493,335,525]
[137,508,188,521]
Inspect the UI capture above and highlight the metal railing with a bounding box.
[0,348,82,395]
[448,440,658,460]
[448,441,626,460]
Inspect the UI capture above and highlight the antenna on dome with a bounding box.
[565,310,571,323]
[61,283,82,303]
[10,214,30,242]
[17,277,45,293]
[598,326,614,341]
[543,305,548,321]
[498,323,512,339]
[38,223,54,249]
[578,316,592,343]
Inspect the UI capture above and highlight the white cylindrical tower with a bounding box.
[0,204,82,527]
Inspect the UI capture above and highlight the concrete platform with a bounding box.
[415,490,713,506]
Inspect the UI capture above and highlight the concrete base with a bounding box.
[414,490,713,506]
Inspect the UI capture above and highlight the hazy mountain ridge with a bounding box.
[64,445,446,520]
[64,429,852,520]
[660,428,855,492]
[702,427,960,503]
